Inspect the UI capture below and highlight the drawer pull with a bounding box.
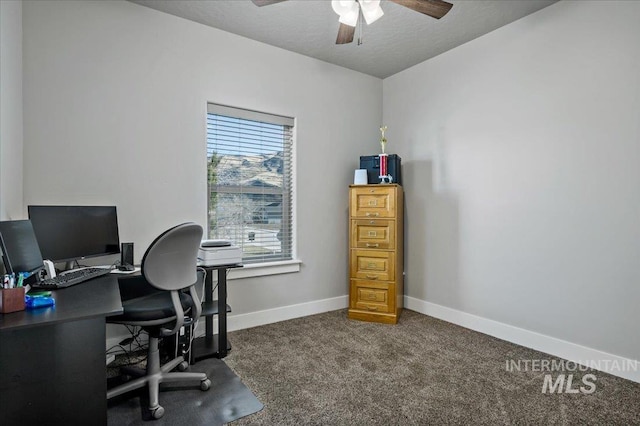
[368,200,378,206]
[367,306,378,311]
[367,231,377,237]
[365,212,379,217]
[366,243,379,248]
[365,275,378,280]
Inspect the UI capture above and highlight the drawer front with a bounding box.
[350,280,393,313]
[350,250,394,281]
[350,187,396,218]
[351,219,395,250]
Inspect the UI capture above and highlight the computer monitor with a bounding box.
[0,220,45,275]
[28,206,120,268]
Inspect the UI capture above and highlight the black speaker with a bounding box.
[119,242,134,271]
[359,154,402,185]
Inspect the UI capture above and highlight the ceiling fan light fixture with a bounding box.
[338,9,359,27]
[332,0,359,27]
[361,4,384,25]
[359,0,379,12]
[252,0,455,46]
[331,0,357,17]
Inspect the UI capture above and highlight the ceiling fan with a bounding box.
[251,0,453,45]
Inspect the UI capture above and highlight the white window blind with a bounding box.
[206,104,294,264]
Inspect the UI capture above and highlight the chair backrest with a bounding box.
[141,222,202,292]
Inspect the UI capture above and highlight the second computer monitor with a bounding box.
[28,205,120,267]
[0,220,45,275]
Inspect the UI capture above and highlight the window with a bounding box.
[206,104,294,265]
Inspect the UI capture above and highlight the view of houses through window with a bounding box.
[206,104,294,264]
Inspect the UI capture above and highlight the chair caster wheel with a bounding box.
[150,405,165,419]
[201,378,211,391]
[178,361,189,371]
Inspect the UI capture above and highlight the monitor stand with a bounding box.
[64,260,79,271]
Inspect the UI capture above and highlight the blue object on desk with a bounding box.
[25,295,55,309]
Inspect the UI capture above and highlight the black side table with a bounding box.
[191,263,242,362]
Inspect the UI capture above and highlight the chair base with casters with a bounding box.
[107,222,211,420]
[107,332,211,419]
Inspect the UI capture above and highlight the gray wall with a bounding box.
[0,0,23,220]
[21,0,382,316]
[383,0,640,360]
[10,0,639,365]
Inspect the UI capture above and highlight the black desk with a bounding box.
[0,275,123,426]
[191,263,241,362]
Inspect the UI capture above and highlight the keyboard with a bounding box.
[32,267,112,289]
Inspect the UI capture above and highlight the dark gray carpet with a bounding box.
[224,309,640,425]
[107,358,263,425]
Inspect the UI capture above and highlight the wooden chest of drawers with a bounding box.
[348,184,403,324]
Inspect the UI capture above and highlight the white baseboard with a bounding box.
[405,296,640,384]
[106,294,638,384]
[193,295,350,338]
[106,353,116,365]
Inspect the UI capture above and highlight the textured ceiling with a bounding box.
[130,0,558,79]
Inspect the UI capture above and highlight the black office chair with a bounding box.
[107,222,211,419]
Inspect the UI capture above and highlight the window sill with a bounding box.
[228,259,302,280]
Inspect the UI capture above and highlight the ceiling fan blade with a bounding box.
[251,0,288,6]
[336,23,355,45]
[389,0,453,19]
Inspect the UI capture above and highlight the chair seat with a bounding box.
[109,291,194,324]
